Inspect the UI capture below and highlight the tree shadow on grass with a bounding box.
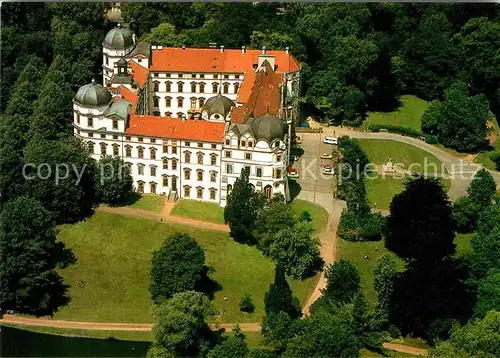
[288,179,302,201]
[291,147,305,157]
[195,266,222,300]
[112,191,142,207]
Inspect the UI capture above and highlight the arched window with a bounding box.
[137,181,144,193]
[138,147,144,158]
[210,154,217,166]
[150,182,157,194]
[165,111,172,117]
[184,169,191,180]
[227,184,233,195]
[162,175,168,187]
[153,96,159,107]
[177,82,183,92]
[190,97,197,108]
[210,171,217,183]
[150,148,156,160]
[150,165,157,176]
[162,158,168,169]
[137,164,145,175]
[264,185,272,199]
[234,82,239,94]
[197,187,203,199]
[165,97,172,107]
[125,145,132,157]
[172,159,177,170]
[113,144,119,156]
[212,83,218,93]
[153,81,160,92]
[223,83,229,94]
[100,143,107,155]
[197,169,203,181]
[210,188,217,200]
[166,81,172,92]
[177,112,184,118]
[199,82,205,93]
[184,151,191,163]
[199,97,205,108]
[177,97,183,108]
[184,186,191,198]
[88,142,94,154]
[191,82,197,93]
[197,153,203,164]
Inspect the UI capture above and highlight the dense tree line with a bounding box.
[122,3,500,127]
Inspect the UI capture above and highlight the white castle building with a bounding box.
[73,24,301,206]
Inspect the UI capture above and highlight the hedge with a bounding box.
[367,124,438,144]
[491,152,500,171]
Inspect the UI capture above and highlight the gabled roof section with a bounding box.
[129,41,150,58]
[128,61,148,87]
[103,99,130,120]
[117,85,139,113]
[149,48,299,73]
[231,61,282,124]
[126,115,225,142]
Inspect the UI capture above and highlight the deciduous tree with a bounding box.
[94,155,134,205]
[0,196,76,316]
[373,254,399,317]
[321,260,361,305]
[150,233,207,304]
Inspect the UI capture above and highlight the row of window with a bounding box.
[134,163,218,182]
[153,73,240,80]
[225,138,255,148]
[136,180,217,200]
[152,96,206,109]
[152,81,239,95]
[75,114,119,130]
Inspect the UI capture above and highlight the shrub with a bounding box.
[239,294,255,313]
[491,152,500,171]
[337,209,384,242]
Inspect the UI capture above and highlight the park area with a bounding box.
[356,139,450,209]
[361,95,429,132]
[50,199,328,324]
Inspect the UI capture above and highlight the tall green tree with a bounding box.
[150,233,207,304]
[264,265,302,320]
[386,177,455,263]
[148,291,214,357]
[208,325,249,358]
[321,260,361,305]
[23,137,96,224]
[432,310,500,357]
[0,196,76,316]
[373,254,399,317]
[94,155,134,205]
[473,271,500,318]
[269,221,324,280]
[224,169,264,245]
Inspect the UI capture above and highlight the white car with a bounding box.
[322,165,334,175]
[292,156,299,162]
[288,170,299,179]
[323,136,338,145]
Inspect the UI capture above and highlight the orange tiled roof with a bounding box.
[232,62,283,124]
[149,48,299,73]
[126,115,225,142]
[128,61,148,86]
[117,85,139,113]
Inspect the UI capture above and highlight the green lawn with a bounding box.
[127,194,165,213]
[54,212,316,324]
[170,199,225,224]
[363,95,429,132]
[358,139,449,210]
[358,139,444,171]
[339,239,405,305]
[291,199,329,233]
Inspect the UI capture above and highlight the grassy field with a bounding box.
[358,139,449,209]
[170,199,225,224]
[338,239,405,305]
[127,194,165,213]
[291,199,329,233]
[363,95,429,132]
[54,212,316,323]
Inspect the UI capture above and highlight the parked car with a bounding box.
[288,168,299,178]
[295,136,302,144]
[299,121,310,128]
[322,165,334,175]
[323,136,338,145]
[320,153,333,159]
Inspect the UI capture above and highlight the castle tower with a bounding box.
[102,23,136,85]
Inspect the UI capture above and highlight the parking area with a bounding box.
[291,132,336,203]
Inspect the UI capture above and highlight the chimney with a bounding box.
[261,46,266,54]
[285,46,289,55]
[220,45,224,53]
[241,45,246,54]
